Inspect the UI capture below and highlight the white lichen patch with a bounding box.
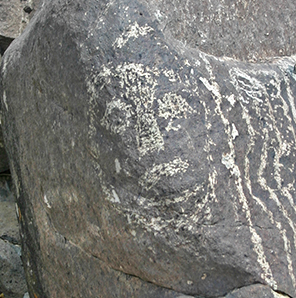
[139,157,189,190]
[113,22,154,49]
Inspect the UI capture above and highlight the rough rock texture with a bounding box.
[1,0,296,297]
[0,176,27,298]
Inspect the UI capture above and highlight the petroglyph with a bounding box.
[86,34,296,292]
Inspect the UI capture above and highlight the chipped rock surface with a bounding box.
[1,0,296,297]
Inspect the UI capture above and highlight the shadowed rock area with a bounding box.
[0,176,27,298]
[1,0,296,297]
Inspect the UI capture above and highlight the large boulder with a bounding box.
[1,0,296,297]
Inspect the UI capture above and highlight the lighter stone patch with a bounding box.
[200,77,221,99]
[3,91,8,111]
[113,22,154,49]
[115,158,121,174]
[281,228,296,289]
[154,10,163,21]
[221,152,239,176]
[283,72,296,126]
[227,94,236,107]
[10,163,20,199]
[229,68,265,104]
[231,123,239,140]
[43,195,51,209]
[165,120,181,132]
[273,292,290,298]
[111,189,120,203]
[163,69,180,82]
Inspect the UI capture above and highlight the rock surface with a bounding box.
[1,0,296,297]
[0,176,27,298]
[0,0,40,39]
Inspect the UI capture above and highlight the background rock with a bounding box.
[0,0,41,39]
[1,0,296,297]
[0,176,27,298]
[0,176,19,244]
[0,0,41,172]
[0,240,27,298]
[0,129,10,172]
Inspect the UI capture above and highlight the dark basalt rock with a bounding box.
[1,0,296,297]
